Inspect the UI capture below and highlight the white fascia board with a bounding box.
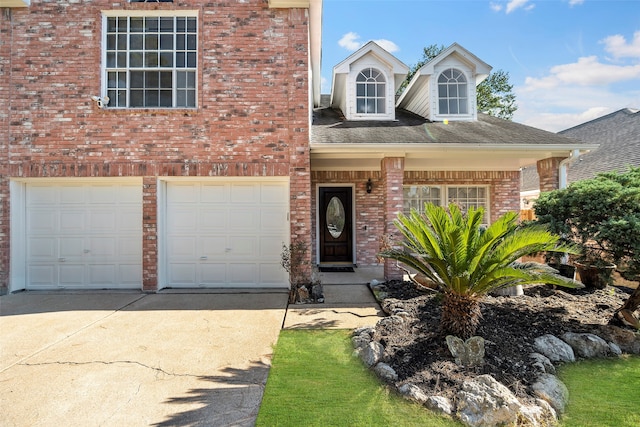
[418,42,492,79]
[268,0,310,8]
[310,0,323,107]
[310,143,599,157]
[333,41,409,74]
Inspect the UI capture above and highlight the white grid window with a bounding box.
[356,68,386,114]
[403,185,489,224]
[105,15,197,108]
[438,68,468,115]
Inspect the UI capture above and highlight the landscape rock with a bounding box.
[361,341,384,367]
[529,352,556,374]
[534,334,576,363]
[456,374,527,427]
[425,396,453,416]
[520,399,558,427]
[376,315,405,328]
[373,362,398,382]
[532,373,569,414]
[561,332,611,358]
[446,336,485,367]
[597,325,640,354]
[398,383,428,404]
[608,341,622,356]
[351,334,371,351]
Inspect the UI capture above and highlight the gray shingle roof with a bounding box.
[312,107,589,146]
[520,108,640,191]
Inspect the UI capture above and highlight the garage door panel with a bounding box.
[229,263,258,284]
[229,237,258,257]
[88,210,117,233]
[261,183,288,203]
[165,180,289,288]
[59,264,86,286]
[27,210,57,234]
[28,238,56,258]
[200,264,227,285]
[229,210,258,231]
[59,185,85,204]
[88,265,116,285]
[200,236,227,256]
[198,208,227,231]
[28,265,56,286]
[169,237,197,257]
[59,238,84,257]
[25,182,142,290]
[201,183,228,203]
[169,209,198,231]
[167,183,197,203]
[168,263,197,285]
[230,184,258,203]
[88,238,117,257]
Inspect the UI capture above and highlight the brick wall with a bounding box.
[536,157,566,193]
[2,1,310,290]
[309,168,522,279]
[0,10,11,290]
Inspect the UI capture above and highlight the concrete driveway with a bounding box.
[0,291,288,427]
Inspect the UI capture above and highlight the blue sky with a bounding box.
[320,0,640,132]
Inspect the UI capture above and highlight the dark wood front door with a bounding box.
[319,187,353,264]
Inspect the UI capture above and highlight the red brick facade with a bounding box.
[312,167,521,280]
[1,1,311,291]
[537,157,567,193]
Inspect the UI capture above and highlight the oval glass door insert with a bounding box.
[326,196,346,239]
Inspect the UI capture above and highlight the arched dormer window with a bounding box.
[356,68,386,114]
[437,68,468,115]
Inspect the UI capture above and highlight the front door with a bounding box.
[319,187,353,264]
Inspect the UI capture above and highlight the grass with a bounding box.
[256,329,461,426]
[558,356,640,427]
[258,329,640,427]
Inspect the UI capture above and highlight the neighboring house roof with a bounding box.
[520,108,640,192]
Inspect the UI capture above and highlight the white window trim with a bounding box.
[431,67,475,122]
[403,184,490,224]
[100,10,199,109]
[349,66,395,121]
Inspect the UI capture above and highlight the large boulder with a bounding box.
[534,334,575,363]
[456,374,554,427]
[398,383,428,404]
[425,395,453,416]
[529,352,556,374]
[561,332,611,359]
[373,362,398,382]
[532,373,569,414]
[360,341,384,367]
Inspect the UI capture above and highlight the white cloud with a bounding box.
[490,2,503,12]
[601,31,640,59]
[337,32,399,53]
[568,0,584,6]
[373,39,399,53]
[338,32,362,51]
[506,0,535,14]
[522,56,640,89]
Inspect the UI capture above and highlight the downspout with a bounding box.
[558,149,581,189]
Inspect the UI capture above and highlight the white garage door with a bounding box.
[25,182,143,290]
[165,180,289,288]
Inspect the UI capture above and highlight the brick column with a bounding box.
[381,157,405,280]
[537,157,566,192]
[142,177,158,291]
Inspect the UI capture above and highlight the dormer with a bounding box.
[331,41,409,121]
[397,43,491,122]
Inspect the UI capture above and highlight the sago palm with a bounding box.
[380,203,582,339]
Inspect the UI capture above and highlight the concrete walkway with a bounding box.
[0,284,382,426]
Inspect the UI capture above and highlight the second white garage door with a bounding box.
[164,180,289,288]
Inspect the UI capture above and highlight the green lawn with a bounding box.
[258,329,640,427]
[559,356,640,427]
[257,330,461,426]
